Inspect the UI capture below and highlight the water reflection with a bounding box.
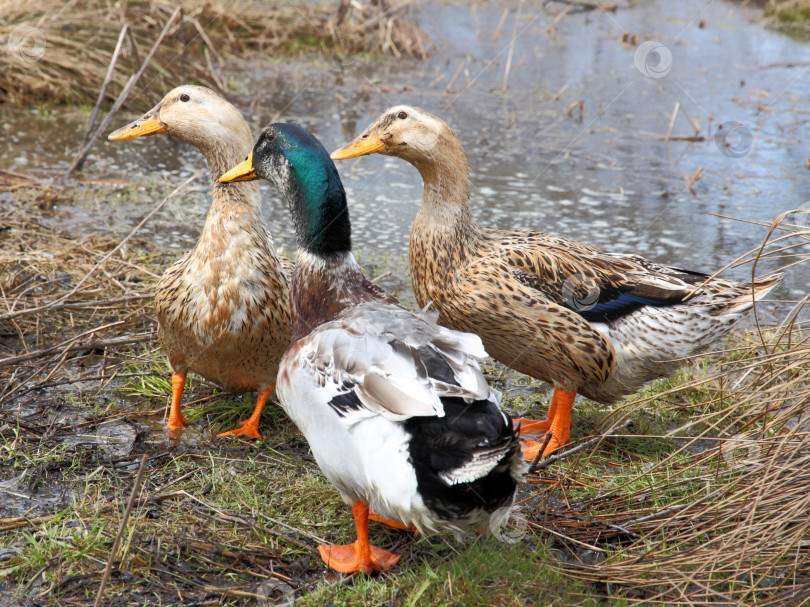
[1,0,808,300]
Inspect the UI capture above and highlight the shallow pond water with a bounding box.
[2,0,808,304]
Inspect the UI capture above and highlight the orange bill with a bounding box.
[219,152,257,183]
[107,104,167,141]
[330,132,384,160]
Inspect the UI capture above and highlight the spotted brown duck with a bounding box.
[331,105,782,459]
[109,85,291,439]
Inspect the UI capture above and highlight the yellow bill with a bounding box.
[219,152,257,183]
[330,132,384,160]
[108,105,167,141]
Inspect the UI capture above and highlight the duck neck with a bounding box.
[202,138,262,213]
[410,132,480,242]
[408,133,482,307]
[190,136,266,256]
[284,153,352,258]
[290,250,394,341]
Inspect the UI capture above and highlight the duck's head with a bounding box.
[221,124,351,256]
[108,85,253,176]
[331,105,455,167]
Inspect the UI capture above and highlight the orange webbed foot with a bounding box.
[541,434,565,457]
[217,388,272,440]
[318,542,401,575]
[167,413,191,430]
[520,437,545,462]
[513,417,553,439]
[321,501,402,574]
[216,422,263,439]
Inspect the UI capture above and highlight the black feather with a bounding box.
[327,387,364,417]
[404,397,519,522]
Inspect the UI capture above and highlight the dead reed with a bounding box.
[0,185,167,412]
[525,213,810,605]
[0,0,430,107]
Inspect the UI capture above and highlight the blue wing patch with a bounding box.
[579,291,678,321]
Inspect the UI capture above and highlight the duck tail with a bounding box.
[708,272,783,316]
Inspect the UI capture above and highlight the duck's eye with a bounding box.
[179,94,190,102]
[397,111,408,120]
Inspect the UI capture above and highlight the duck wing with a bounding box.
[289,301,494,422]
[490,229,704,322]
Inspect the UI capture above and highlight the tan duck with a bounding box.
[108,85,291,438]
[332,105,781,458]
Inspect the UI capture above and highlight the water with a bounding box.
[2,0,808,303]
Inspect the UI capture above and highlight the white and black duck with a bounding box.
[220,123,526,574]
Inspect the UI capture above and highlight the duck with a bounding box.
[331,105,782,459]
[219,123,525,574]
[108,85,291,439]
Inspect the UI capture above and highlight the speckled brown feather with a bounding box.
[156,183,290,393]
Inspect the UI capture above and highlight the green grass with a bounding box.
[767,0,810,23]
[0,324,804,605]
[299,539,613,607]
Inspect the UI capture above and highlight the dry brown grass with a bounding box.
[524,213,810,605]
[0,184,163,409]
[0,0,431,107]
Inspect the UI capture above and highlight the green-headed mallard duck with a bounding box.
[220,124,524,574]
[331,106,782,458]
[108,85,291,439]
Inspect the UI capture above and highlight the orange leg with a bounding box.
[217,387,273,439]
[369,511,417,533]
[167,372,191,431]
[318,502,401,575]
[516,390,561,460]
[520,388,576,461]
[542,388,576,456]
